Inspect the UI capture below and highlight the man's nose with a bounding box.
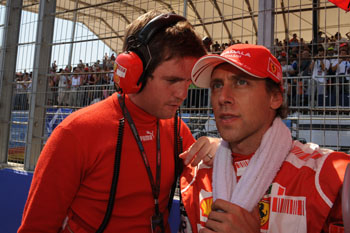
[175,80,191,100]
[218,85,234,105]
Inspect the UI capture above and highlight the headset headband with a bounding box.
[137,13,186,44]
[127,13,186,87]
[115,13,187,94]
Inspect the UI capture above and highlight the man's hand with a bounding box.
[179,136,220,166]
[200,199,260,233]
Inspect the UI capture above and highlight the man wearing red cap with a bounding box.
[180,44,350,233]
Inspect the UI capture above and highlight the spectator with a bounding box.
[274,38,282,55]
[282,39,288,51]
[293,49,311,106]
[100,66,112,99]
[69,67,82,106]
[280,57,295,106]
[57,66,70,106]
[309,46,330,106]
[299,37,311,52]
[103,53,109,68]
[289,33,299,48]
[212,41,221,52]
[78,59,85,69]
[331,48,350,106]
[80,66,92,106]
[86,65,98,104]
[289,53,299,73]
[13,72,27,110]
[317,31,326,44]
[202,36,213,52]
[106,55,115,70]
[281,57,295,77]
[51,60,57,72]
[346,32,350,41]
[110,53,116,61]
[334,32,348,52]
[327,47,338,106]
[92,66,103,102]
[299,49,312,77]
[221,42,229,50]
[24,72,32,108]
[47,68,57,105]
[339,42,349,53]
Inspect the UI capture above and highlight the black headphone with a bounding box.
[113,13,186,94]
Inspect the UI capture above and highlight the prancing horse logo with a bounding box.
[259,200,270,226]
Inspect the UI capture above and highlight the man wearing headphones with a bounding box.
[18,10,218,233]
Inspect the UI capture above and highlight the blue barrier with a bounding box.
[0,168,180,232]
[9,108,73,150]
[45,108,73,137]
[9,111,28,149]
[169,199,180,232]
[0,169,33,233]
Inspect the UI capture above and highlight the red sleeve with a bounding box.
[18,126,85,233]
[322,191,343,233]
[319,152,350,208]
[320,152,350,233]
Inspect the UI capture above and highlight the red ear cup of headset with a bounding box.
[113,51,144,94]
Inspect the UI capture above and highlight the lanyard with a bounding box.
[117,95,162,216]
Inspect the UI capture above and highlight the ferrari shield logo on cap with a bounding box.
[267,57,282,81]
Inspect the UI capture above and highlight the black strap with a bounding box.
[96,94,182,233]
[118,94,161,211]
[118,95,164,232]
[96,117,125,233]
[168,111,183,212]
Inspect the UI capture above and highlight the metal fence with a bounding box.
[1,0,350,170]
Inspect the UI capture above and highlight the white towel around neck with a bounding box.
[212,117,293,212]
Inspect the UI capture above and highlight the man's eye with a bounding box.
[211,82,223,89]
[237,79,247,85]
[167,79,177,83]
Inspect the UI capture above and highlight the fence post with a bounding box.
[0,0,23,165]
[24,0,56,171]
[258,0,275,50]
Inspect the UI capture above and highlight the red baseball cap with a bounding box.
[191,44,283,91]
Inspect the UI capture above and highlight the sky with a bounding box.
[0,6,114,72]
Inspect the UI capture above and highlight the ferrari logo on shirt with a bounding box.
[259,200,270,226]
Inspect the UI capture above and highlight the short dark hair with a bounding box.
[123,10,206,91]
[265,78,289,119]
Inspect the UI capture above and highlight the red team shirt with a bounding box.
[180,140,350,233]
[18,93,195,233]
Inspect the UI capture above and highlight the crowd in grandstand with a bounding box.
[275,31,350,107]
[13,31,350,110]
[13,53,116,110]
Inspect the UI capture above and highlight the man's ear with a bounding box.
[270,90,283,110]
